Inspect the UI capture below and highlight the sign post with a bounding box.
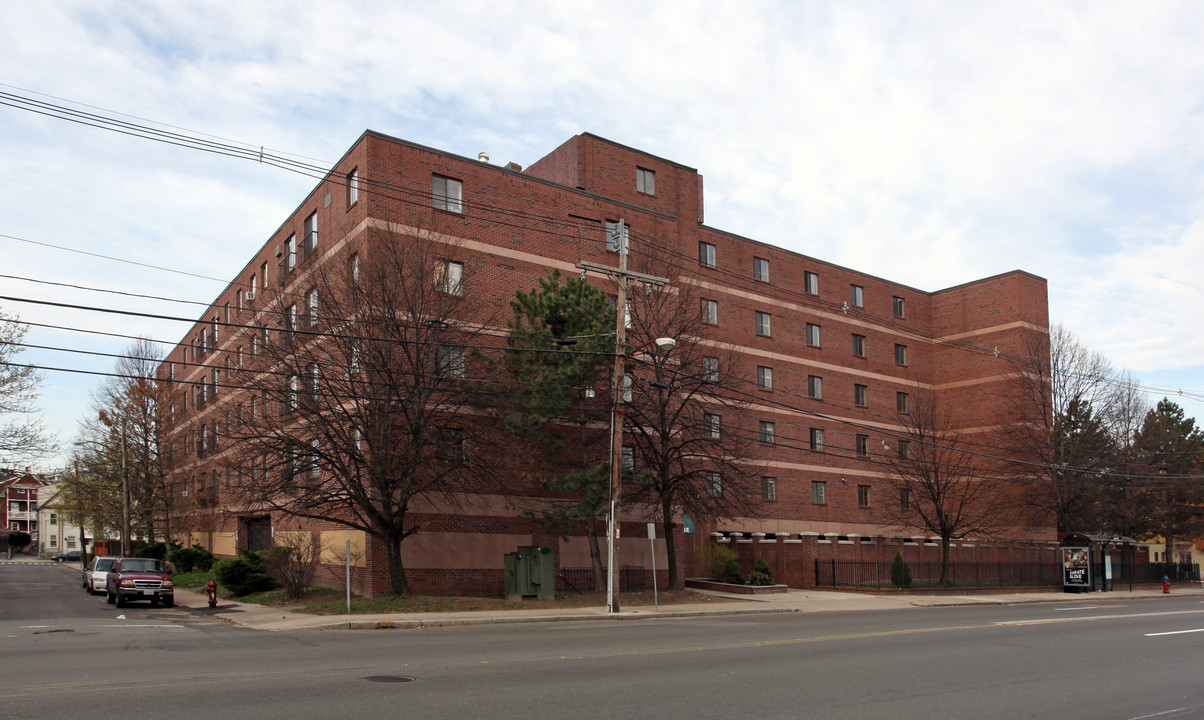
[648,523,658,611]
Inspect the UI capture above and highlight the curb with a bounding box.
[244,606,800,631]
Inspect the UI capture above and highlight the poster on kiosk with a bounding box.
[1063,547,1091,589]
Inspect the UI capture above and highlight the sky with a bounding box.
[2,1,1203,469]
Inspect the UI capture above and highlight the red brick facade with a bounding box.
[162,131,1053,596]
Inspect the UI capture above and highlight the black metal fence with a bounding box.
[814,559,1063,590]
[1128,562,1200,584]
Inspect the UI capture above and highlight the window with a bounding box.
[437,345,466,378]
[702,356,719,382]
[350,253,360,284]
[432,175,463,213]
[347,168,359,205]
[436,260,464,295]
[804,271,818,295]
[307,439,320,481]
[762,478,777,501]
[854,384,867,407]
[261,261,269,289]
[636,167,656,195]
[250,334,258,357]
[806,323,820,347]
[437,429,467,463]
[706,472,722,497]
[757,366,773,390]
[759,421,775,444]
[211,368,220,397]
[699,242,716,268]
[621,373,633,403]
[895,344,908,365]
[703,413,721,439]
[893,296,906,318]
[812,481,826,504]
[307,362,320,403]
[755,311,771,337]
[852,334,866,358]
[285,304,298,332]
[287,375,299,412]
[307,288,319,326]
[304,211,318,255]
[898,440,911,460]
[701,298,718,325]
[605,220,628,252]
[622,446,634,471]
[286,234,297,272]
[809,428,825,452]
[901,488,912,510]
[808,375,823,399]
[850,284,864,308]
[896,391,909,414]
[754,257,769,282]
[856,434,869,456]
[858,485,870,507]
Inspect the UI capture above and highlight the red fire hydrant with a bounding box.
[207,579,218,608]
[1163,576,1171,594]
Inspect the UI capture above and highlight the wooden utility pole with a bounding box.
[578,220,668,613]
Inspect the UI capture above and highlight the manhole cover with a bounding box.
[364,676,415,683]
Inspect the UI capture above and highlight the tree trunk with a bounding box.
[662,497,680,589]
[940,537,952,587]
[588,518,605,591]
[384,528,411,596]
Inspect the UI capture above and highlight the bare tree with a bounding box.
[1005,323,1140,535]
[622,256,762,589]
[91,338,171,545]
[223,227,501,596]
[0,308,55,465]
[882,391,1014,586]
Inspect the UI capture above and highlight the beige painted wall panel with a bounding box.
[320,530,366,566]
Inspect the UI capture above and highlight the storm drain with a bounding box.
[364,676,415,683]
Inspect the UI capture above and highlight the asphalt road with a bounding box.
[4,562,1204,719]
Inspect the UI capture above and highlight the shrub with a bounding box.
[168,544,216,573]
[701,542,739,581]
[7,531,32,551]
[719,558,745,585]
[134,541,171,560]
[213,549,276,596]
[753,558,773,581]
[263,534,320,599]
[890,551,913,588]
[749,558,774,586]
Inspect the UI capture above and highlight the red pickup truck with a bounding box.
[105,557,174,608]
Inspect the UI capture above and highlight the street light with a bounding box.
[606,335,675,614]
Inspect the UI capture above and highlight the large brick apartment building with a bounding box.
[160,131,1055,596]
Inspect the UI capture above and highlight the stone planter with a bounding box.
[684,578,788,595]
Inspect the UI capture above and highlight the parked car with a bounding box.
[105,557,174,608]
[52,550,81,563]
[82,555,118,595]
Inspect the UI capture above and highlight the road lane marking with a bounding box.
[994,609,1204,626]
[1144,628,1204,637]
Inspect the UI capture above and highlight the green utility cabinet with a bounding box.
[504,545,555,600]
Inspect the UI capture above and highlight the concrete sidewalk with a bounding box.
[171,584,1204,632]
